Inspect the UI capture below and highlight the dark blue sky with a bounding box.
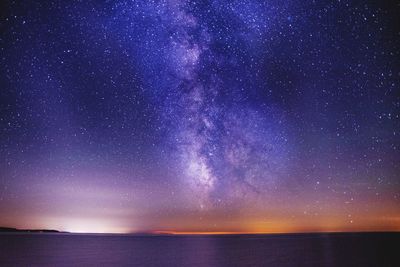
[0,0,399,233]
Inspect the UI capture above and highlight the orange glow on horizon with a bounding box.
[150,229,400,235]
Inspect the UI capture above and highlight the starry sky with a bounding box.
[0,0,399,234]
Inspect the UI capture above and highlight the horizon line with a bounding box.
[2,226,399,235]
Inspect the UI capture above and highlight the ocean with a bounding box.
[0,232,398,266]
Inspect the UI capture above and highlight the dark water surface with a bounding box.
[0,232,398,266]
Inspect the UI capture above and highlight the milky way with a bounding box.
[133,1,291,206]
[0,0,399,233]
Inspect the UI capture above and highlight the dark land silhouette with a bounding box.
[0,226,65,233]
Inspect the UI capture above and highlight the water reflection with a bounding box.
[0,233,398,266]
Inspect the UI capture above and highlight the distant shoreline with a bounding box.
[0,227,67,233]
[0,227,398,236]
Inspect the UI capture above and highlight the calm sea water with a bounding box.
[0,232,398,266]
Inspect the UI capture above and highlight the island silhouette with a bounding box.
[0,227,67,233]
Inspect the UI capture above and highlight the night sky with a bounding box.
[0,0,399,234]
